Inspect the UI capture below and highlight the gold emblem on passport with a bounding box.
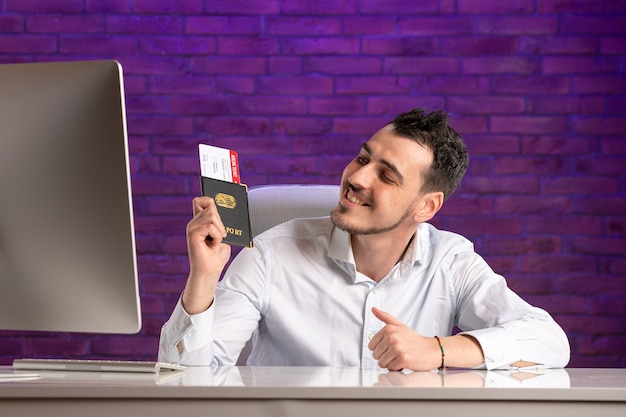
[215,193,236,209]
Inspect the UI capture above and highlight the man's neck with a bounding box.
[351,229,417,283]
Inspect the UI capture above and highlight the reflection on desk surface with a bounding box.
[2,366,626,389]
[171,366,574,388]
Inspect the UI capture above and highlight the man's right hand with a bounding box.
[181,196,232,315]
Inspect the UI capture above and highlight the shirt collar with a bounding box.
[328,225,355,269]
[328,224,421,282]
[398,230,421,276]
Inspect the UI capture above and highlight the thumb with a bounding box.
[371,307,404,326]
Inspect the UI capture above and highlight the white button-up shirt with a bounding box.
[159,217,570,370]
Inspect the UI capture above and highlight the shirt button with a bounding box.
[372,288,378,294]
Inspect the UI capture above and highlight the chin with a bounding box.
[330,206,350,229]
[331,210,366,235]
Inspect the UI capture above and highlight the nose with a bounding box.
[346,161,375,189]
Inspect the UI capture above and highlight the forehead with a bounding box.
[363,126,433,172]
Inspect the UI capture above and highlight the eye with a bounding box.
[380,171,395,184]
[356,154,369,165]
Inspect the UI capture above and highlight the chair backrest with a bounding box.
[248,184,340,238]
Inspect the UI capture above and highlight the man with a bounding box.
[159,108,570,371]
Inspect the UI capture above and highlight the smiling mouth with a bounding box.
[346,188,370,206]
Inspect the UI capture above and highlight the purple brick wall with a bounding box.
[1,0,625,368]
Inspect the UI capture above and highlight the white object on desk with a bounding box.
[12,358,185,374]
[0,373,41,382]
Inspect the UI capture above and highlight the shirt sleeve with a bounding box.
[158,244,267,367]
[157,296,215,366]
[158,287,263,367]
[452,249,570,370]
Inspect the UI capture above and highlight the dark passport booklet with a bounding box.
[200,176,252,247]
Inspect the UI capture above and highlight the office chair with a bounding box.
[235,183,340,365]
[248,183,340,237]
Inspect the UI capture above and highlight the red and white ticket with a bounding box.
[199,144,240,184]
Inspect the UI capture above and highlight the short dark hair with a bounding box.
[391,108,468,201]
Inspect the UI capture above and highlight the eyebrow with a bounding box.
[361,143,405,184]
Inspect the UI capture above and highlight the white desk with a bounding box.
[1,367,625,417]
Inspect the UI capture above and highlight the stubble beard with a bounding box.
[330,203,413,236]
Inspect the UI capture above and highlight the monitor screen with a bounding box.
[0,60,141,334]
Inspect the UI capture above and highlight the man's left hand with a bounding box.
[368,307,441,371]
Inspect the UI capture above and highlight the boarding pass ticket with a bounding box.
[199,144,240,184]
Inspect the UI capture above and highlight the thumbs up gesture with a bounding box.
[368,307,441,371]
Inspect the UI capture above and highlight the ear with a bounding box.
[413,191,444,222]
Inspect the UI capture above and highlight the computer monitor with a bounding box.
[0,60,141,334]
